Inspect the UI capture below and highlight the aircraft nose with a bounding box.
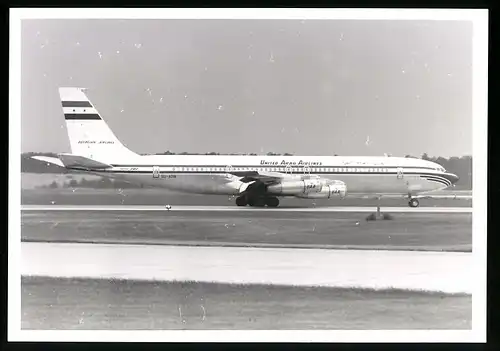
[444,173,460,185]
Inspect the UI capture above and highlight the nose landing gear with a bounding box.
[408,198,420,208]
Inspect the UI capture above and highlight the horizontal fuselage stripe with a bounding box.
[420,174,452,182]
[64,114,101,120]
[87,169,450,179]
[424,180,450,187]
[426,180,450,187]
[61,101,93,108]
[421,176,451,186]
[110,164,440,171]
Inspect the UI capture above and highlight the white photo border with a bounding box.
[9,8,488,343]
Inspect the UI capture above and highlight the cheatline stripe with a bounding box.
[420,177,451,186]
[420,174,452,184]
[422,174,451,182]
[109,164,440,171]
[64,114,101,120]
[421,176,451,186]
[89,169,451,178]
[426,180,450,187]
[61,101,93,108]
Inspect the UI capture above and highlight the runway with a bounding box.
[22,242,472,294]
[21,204,472,213]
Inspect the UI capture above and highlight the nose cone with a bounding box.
[444,173,460,185]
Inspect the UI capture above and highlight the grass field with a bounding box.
[21,276,471,330]
[21,210,472,252]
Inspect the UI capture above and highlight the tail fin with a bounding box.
[59,87,138,160]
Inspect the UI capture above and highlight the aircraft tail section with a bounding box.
[59,87,139,161]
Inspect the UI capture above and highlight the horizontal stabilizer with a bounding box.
[31,156,65,168]
[32,154,112,170]
[57,153,112,169]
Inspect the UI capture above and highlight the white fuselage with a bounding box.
[87,154,454,197]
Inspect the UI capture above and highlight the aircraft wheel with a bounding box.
[254,198,266,207]
[408,198,419,208]
[247,197,266,207]
[236,196,247,207]
[265,197,280,208]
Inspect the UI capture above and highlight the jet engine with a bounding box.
[267,179,346,199]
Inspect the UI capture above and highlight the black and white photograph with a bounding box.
[9,8,488,342]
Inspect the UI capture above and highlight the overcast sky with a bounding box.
[21,19,472,157]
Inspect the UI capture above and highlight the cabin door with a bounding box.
[153,166,160,179]
[396,167,404,179]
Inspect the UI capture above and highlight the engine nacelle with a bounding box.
[295,182,347,199]
[267,179,347,199]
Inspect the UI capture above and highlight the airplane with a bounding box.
[32,87,463,208]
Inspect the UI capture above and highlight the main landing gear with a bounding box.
[408,198,420,208]
[235,195,280,208]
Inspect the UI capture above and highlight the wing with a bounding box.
[229,170,305,184]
